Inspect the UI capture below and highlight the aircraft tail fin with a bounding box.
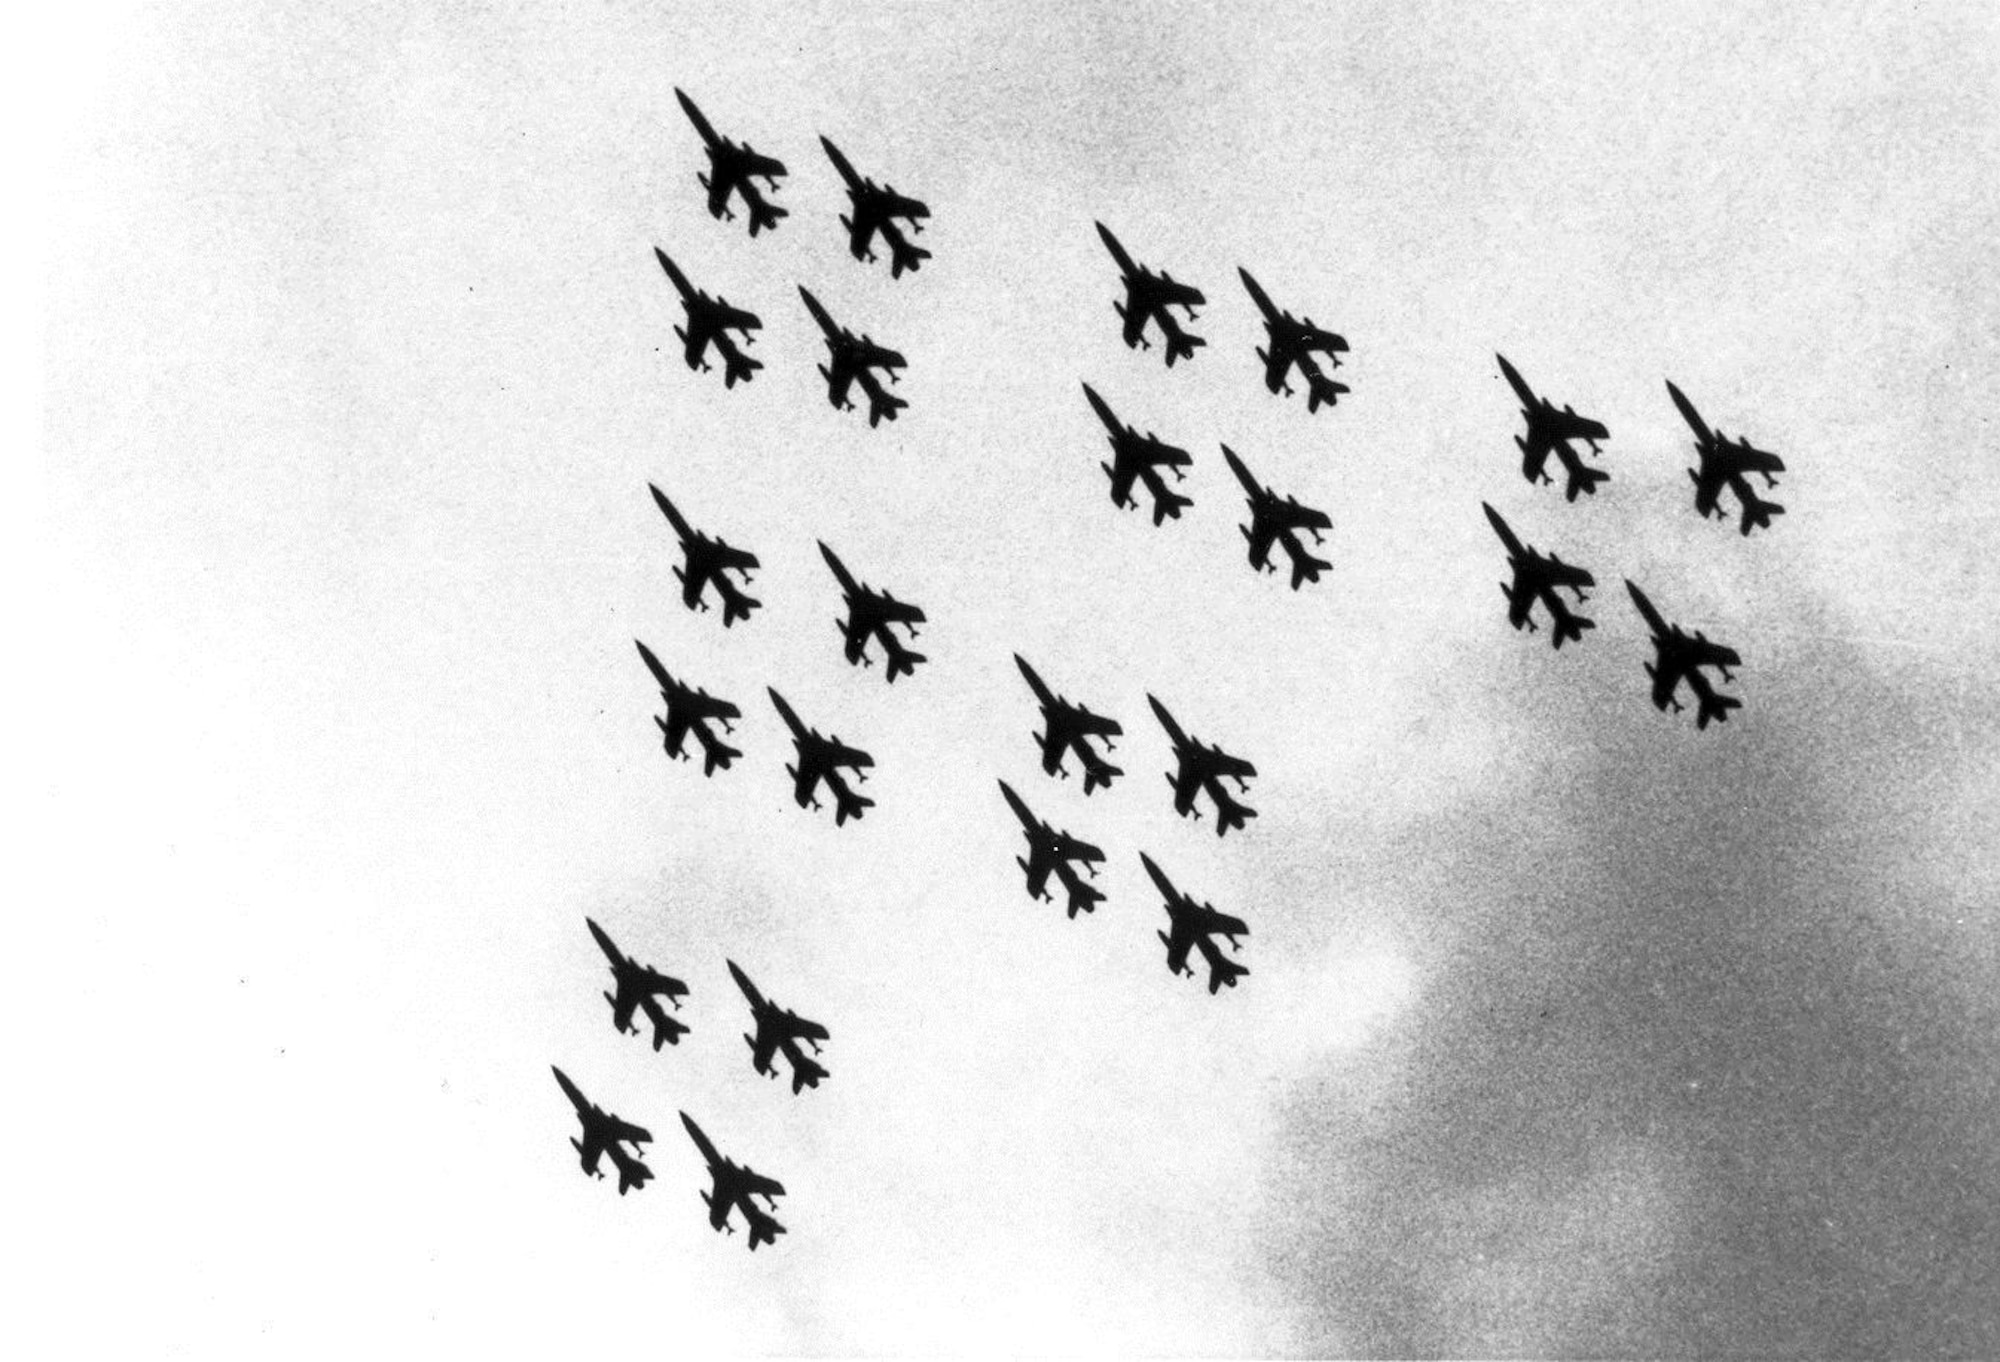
[721,347,762,388]
[696,730,741,776]
[1213,792,1257,838]
[1696,690,1742,730]
[1564,462,1610,501]
[1206,954,1249,994]
[1288,549,1331,590]
[717,583,761,628]
[1551,610,1596,650]
[1081,757,1122,795]
[831,780,874,826]
[605,1143,653,1195]
[887,234,930,279]
[1305,372,1349,413]
[746,197,787,237]
[1737,490,1785,536]
[651,1012,690,1050]
[883,642,927,684]
[790,1054,829,1094]
[1150,487,1193,526]
[1164,331,1204,367]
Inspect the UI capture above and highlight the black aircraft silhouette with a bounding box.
[997,779,1106,919]
[820,136,930,278]
[819,542,927,683]
[727,961,830,1094]
[1626,580,1743,729]
[674,88,786,237]
[651,247,761,388]
[1222,444,1332,589]
[1081,383,1193,524]
[635,639,741,776]
[1013,654,1122,794]
[649,484,760,627]
[585,917,689,1050]
[767,688,874,825]
[1095,221,1204,366]
[1149,694,1257,836]
[552,1066,653,1195]
[1496,353,1609,500]
[1140,853,1249,994]
[1482,504,1595,649]
[1239,267,1348,412]
[680,1112,786,1251]
[799,286,907,426]
[1668,381,1785,536]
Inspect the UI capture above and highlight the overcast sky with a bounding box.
[31,1,2000,1355]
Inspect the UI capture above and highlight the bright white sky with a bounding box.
[28,2,2000,1355]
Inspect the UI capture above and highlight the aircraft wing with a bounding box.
[712,299,761,335]
[713,539,759,576]
[825,737,873,772]
[1624,580,1670,639]
[651,246,695,300]
[1722,436,1785,478]
[1202,746,1257,783]
[1054,830,1104,867]
[649,483,693,542]
[693,690,740,726]
[1135,431,1192,472]
[679,1111,722,1169]
[739,146,787,182]
[1155,273,1204,309]
[739,1166,786,1204]
[1199,905,1249,943]
[1237,267,1279,323]
[1069,702,1120,737]
[674,88,721,149]
[855,338,906,373]
[1547,407,1608,445]
[782,1012,829,1047]
[871,591,925,627]
[1277,497,1332,535]
[607,1113,652,1148]
[1687,635,1742,672]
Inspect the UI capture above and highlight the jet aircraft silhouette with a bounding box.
[799,286,907,426]
[1239,267,1348,412]
[767,687,874,825]
[1140,853,1249,994]
[675,88,787,237]
[1482,503,1595,648]
[1149,694,1257,836]
[1496,353,1609,500]
[1667,381,1785,535]
[651,247,761,388]
[680,1112,786,1250]
[820,136,930,278]
[728,960,830,1094]
[585,917,690,1050]
[552,1066,653,1194]
[1626,580,1743,728]
[635,639,741,775]
[819,542,927,682]
[649,484,760,627]
[997,779,1106,918]
[1222,444,1332,589]
[1095,221,1204,366]
[1081,383,1193,524]
[1013,654,1122,794]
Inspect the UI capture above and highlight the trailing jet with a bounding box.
[680,1112,786,1251]
[651,247,761,388]
[1139,853,1249,994]
[767,688,874,825]
[799,286,907,427]
[1482,503,1595,648]
[728,961,829,1095]
[1149,694,1257,836]
[1668,381,1785,536]
[635,639,741,775]
[585,917,689,1050]
[1239,267,1348,412]
[820,136,930,278]
[1080,383,1193,524]
[1496,354,1609,500]
[819,542,927,683]
[997,780,1106,919]
[674,88,787,237]
[552,1066,653,1195]
[1222,444,1332,589]
[649,484,760,627]
[1626,580,1743,729]
[1013,654,1121,794]
[1095,221,1204,367]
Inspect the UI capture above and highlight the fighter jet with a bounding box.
[634,639,741,776]
[997,780,1106,919]
[585,917,690,1050]
[680,1112,786,1251]
[819,542,927,683]
[674,88,787,237]
[727,960,830,1094]
[799,286,908,427]
[649,484,760,627]
[767,687,874,825]
[552,1066,653,1195]
[1482,503,1595,649]
[1667,381,1785,536]
[820,135,930,278]
[1626,580,1743,729]
[1013,654,1122,794]
[1139,853,1249,995]
[1095,221,1204,367]
[1222,444,1333,590]
[1496,354,1609,500]
[1080,383,1193,524]
[1239,267,1348,412]
[1149,694,1257,836]
[651,247,762,388]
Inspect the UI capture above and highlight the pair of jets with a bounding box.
[675,88,931,277]
[1097,223,1350,411]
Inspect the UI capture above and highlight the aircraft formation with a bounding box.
[558,85,1797,1257]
